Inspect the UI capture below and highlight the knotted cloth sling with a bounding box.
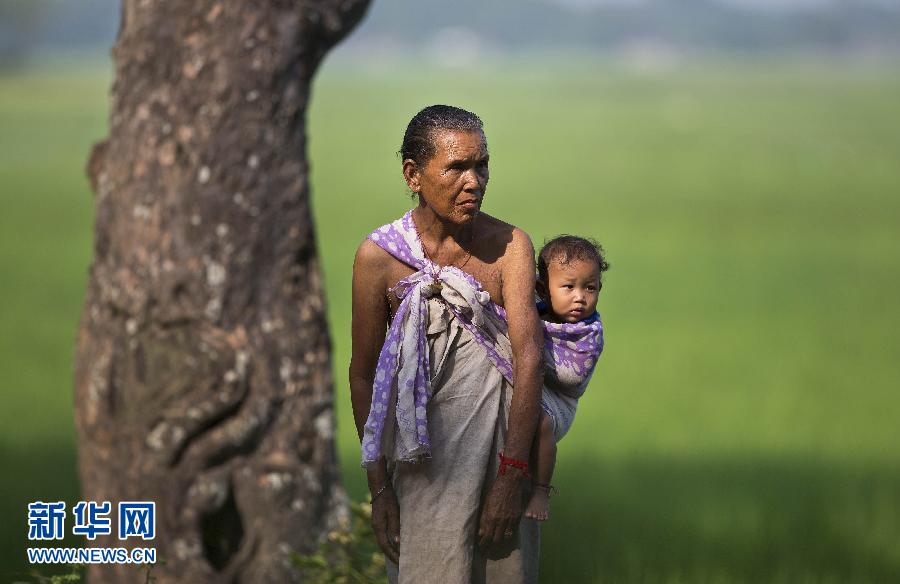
[361,210,604,468]
[539,313,604,441]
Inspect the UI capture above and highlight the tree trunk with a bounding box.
[74,1,370,581]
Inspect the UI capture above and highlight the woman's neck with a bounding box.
[412,204,475,247]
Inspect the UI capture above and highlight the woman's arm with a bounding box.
[478,227,544,548]
[349,239,389,440]
[349,238,400,563]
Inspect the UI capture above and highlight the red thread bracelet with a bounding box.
[497,452,530,478]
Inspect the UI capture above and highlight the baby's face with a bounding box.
[545,259,601,323]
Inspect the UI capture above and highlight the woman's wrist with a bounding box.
[370,483,390,503]
[497,452,530,478]
[366,457,392,499]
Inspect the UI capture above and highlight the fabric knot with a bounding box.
[360,211,514,470]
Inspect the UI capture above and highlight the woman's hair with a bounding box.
[537,235,610,285]
[400,105,484,166]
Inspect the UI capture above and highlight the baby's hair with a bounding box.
[537,235,610,285]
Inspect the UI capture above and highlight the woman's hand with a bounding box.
[477,469,528,548]
[370,484,401,564]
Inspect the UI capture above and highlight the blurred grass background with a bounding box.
[1,58,899,582]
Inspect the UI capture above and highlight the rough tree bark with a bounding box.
[73,1,370,582]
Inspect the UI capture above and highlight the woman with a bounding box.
[349,105,544,583]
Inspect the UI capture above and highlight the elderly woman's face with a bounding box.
[407,129,489,225]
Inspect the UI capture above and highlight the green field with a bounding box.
[2,57,899,582]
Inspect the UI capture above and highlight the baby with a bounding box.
[525,235,609,521]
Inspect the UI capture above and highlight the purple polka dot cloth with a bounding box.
[360,210,604,468]
[541,313,604,402]
[539,312,605,441]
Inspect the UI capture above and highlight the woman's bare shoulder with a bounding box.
[353,237,415,303]
[353,237,391,271]
[476,213,534,259]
